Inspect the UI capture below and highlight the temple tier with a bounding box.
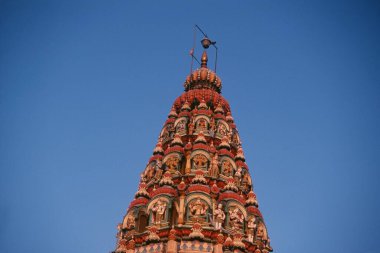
[114,51,272,253]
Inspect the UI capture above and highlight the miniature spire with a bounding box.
[181,100,191,111]
[171,133,184,146]
[198,99,208,110]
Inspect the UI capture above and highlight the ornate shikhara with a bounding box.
[113,51,272,253]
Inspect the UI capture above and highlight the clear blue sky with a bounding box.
[1,1,379,253]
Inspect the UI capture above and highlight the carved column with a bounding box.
[185,152,191,174]
[178,194,185,225]
[126,238,135,253]
[167,228,178,253]
[214,233,224,253]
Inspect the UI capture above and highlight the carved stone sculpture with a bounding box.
[166,156,180,173]
[221,160,233,177]
[214,203,226,230]
[123,213,135,229]
[192,154,208,171]
[196,118,208,132]
[234,167,243,186]
[151,200,167,224]
[228,207,244,231]
[247,216,257,242]
[210,153,220,177]
[189,198,208,217]
[257,222,268,241]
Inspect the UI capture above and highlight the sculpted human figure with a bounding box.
[146,164,155,180]
[214,203,226,230]
[221,160,233,177]
[126,214,135,229]
[154,160,163,180]
[247,216,257,242]
[229,207,244,230]
[234,167,243,186]
[176,119,186,133]
[210,118,215,132]
[232,132,240,146]
[217,122,227,136]
[151,200,167,224]
[242,172,252,192]
[188,119,195,135]
[196,118,208,132]
[189,198,207,216]
[192,154,208,171]
[257,222,268,241]
[166,157,180,173]
[210,153,219,177]
[123,213,135,229]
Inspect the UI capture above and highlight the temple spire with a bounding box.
[114,31,272,253]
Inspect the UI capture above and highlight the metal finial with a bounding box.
[201,51,208,68]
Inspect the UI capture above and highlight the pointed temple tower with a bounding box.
[114,40,273,253]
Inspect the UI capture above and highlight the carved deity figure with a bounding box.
[217,122,228,137]
[228,207,244,230]
[214,203,226,230]
[256,222,268,241]
[176,119,187,134]
[196,118,208,132]
[210,118,216,132]
[161,124,172,141]
[143,163,155,181]
[154,160,163,180]
[189,198,208,217]
[161,129,169,141]
[247,216,257,242]
[210,153,219,178]
[242,172,252,192]
[234,167,243,186]
[166,157,180,173]
[188,118,195,135]
[116,223,123,240]
[221,160,234,177]
[151,200,167,224]
[192,154,208,171]
[123,213,135,229]
[232,132,240,146]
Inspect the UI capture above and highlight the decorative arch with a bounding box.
[186,192,212,207]
[147,196,172,226]
[160,123,173,142]
[163,153,182,163]
[185,193,212,222]
[241,170,253,192]
[225,200,247,232]
[194,116,210,133]
[231,130,241,146]
[220,156,237,177]
[256,220,269,241]
[215,120,230,138]
[225,200,247,218]
[193,115,211,124]
[190,150,211,171]
[190,150,211,160]
[163,153,182,173]
[122,208,137,230]
[174,117,188,135]
[136,206,148,233]
[142,162,156,182]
